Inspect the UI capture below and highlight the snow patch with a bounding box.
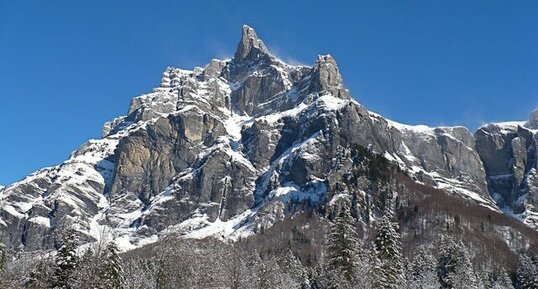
[174,209,256,241]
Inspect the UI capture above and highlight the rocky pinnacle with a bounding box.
[234,25,269,62]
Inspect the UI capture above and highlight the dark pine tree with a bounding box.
[26,258,49,289]
[436,238,477,289]
[51,228,79,289]
[372,214,404,289]
[515,252,538,289]
[99,241,125,289]
[0,244,6,288]
[326,204,360,284]
[408,248,439,289]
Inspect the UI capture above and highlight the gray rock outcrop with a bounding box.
[475,120,538,224]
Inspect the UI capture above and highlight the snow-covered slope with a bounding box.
[1,25,537,251]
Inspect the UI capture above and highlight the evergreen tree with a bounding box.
[326,205,360,284]
[305,265,330,289]
[515,252,538,289]
[252,253,280,289]
[407,248,440,289]
[279,249,306,287]
[99,241,124,289]
[51,228,79,289]
[75,248,98,289]
[0,245,6,289]
[0,245,4,271]
[531,255,538,289]
[363,241,384,289]
[26,258,50,289]
[474,270,488,289]
[302,266,319,289]
[490,270,514,289]
[123,258,158,289]
[373,215,404,289]
[436,238,477,289]
[155,258,167,289]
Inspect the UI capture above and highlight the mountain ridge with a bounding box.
[1,25,537,253]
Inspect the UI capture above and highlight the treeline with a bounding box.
[1,207,538,289]
[0,227,124,289]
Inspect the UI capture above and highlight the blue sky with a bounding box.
[1,1,537,185]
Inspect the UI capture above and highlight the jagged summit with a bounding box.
[234,25,269,62]
[311,54,349,100]
[1,25,538,254]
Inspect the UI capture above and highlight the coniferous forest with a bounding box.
[1,207,537,289]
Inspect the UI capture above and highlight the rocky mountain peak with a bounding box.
[2,25,538,255]
[310,54,349,99]
[233,25,269,62]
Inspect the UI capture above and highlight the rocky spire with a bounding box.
[309,54,350,99]
[233,25,269,62]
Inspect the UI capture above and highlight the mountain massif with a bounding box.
[1,26,538,264]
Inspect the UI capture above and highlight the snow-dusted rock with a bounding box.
[1,25,537,251]
[475,121,538,228]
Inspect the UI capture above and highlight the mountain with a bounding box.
[1,25,537,256]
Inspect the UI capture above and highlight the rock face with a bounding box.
[234,25,269,62]
[475,119,538,228]
[1,25,537,251]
